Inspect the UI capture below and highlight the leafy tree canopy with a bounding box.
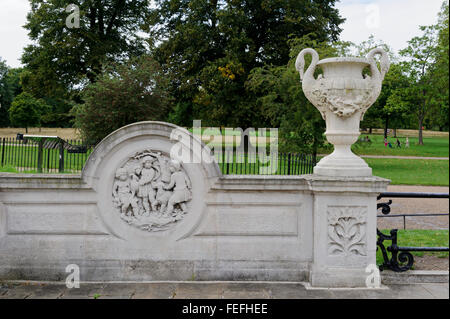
[398,23,444,144]
[0,59,12,126]
[22,0,151,97]
[147,0,345,127]
[0,61,24,127]
[8,92,50,132]
[245,34,349,154]
[72,55,173,144]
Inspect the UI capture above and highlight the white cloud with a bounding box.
[0,0,32,68]
[336,0,444,54]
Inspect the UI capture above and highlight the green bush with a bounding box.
[8,92,49,132]
[73,56,173,145]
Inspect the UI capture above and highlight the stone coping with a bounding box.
[0,172,88,189]
[0,172,390,191]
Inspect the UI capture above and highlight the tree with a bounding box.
[399,25,441,145]
[0,62,24,127]
[245,35,347,154]
[350,35,402,137]
[0,59,12,127]
[353,34,397,62]
[147,0,345,128]
[193,57,257,128]
[8,92,50,132]
[431,0,449,131]
[72,56,172,144]
[22,0,151,98]
[362,63,411,138]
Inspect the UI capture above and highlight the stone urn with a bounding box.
[296,48,390,176]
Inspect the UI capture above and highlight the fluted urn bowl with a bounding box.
[296,48,390,176]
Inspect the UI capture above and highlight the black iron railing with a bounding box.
[1,136,316,175]
[211,150,317,175]
[0,136,93,173]
[376,192,449,272]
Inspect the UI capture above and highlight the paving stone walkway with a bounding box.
[0,281,448,299]
[378,185,449,230]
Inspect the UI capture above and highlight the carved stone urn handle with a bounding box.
[295,48,320,82]
[366,48,390,81]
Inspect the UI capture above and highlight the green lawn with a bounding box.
[350,134,449,157]
[195,133,449,156]
[0,165,29,173]
[1,133,448,185]
[0,143,92,173]
[366,158,449,186]
[376,229,449,268]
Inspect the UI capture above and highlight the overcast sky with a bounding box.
[0,0,445,68]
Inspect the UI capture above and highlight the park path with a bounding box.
[360,155,449,160]
[378,185,449,272]
[378,185,449,231]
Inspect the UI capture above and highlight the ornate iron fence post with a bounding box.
[1,137,5,167]
[37,139,43,173]
[377,228,414,272]
[287,153,291,175]
[59,142,64,173]
[377,192,449,272]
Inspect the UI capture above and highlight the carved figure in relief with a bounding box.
[129,164,143,214]
[165,160,192,215]
[113,167,139,219]
[153,180,173,214]
[112,150,192,232]
[138,156,158,215]
[157,155,172,183]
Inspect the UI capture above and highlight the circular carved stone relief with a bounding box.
[112,150,192,232]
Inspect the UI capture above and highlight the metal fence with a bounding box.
[376,192,449,272]
[211,150,316,175]
[1,137,317,175]
[0,137,93,173]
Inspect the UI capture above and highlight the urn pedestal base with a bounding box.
[314,117,372,177]
[314,152,372,177]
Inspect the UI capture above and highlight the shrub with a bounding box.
[8,92,49,132]
[73,56,172,144]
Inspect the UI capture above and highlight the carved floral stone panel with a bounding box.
[112,150,192,232]
[327,206,367,257]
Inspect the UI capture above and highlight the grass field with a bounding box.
[1,127,447,148]
[0,142,93,173]
[0,151,315,175]
[366,158,449,186]
[350,134,449,157]
[1,147,448,186]
[0,128,448,185]
[376,229,449,267]
[368,128,449,137]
